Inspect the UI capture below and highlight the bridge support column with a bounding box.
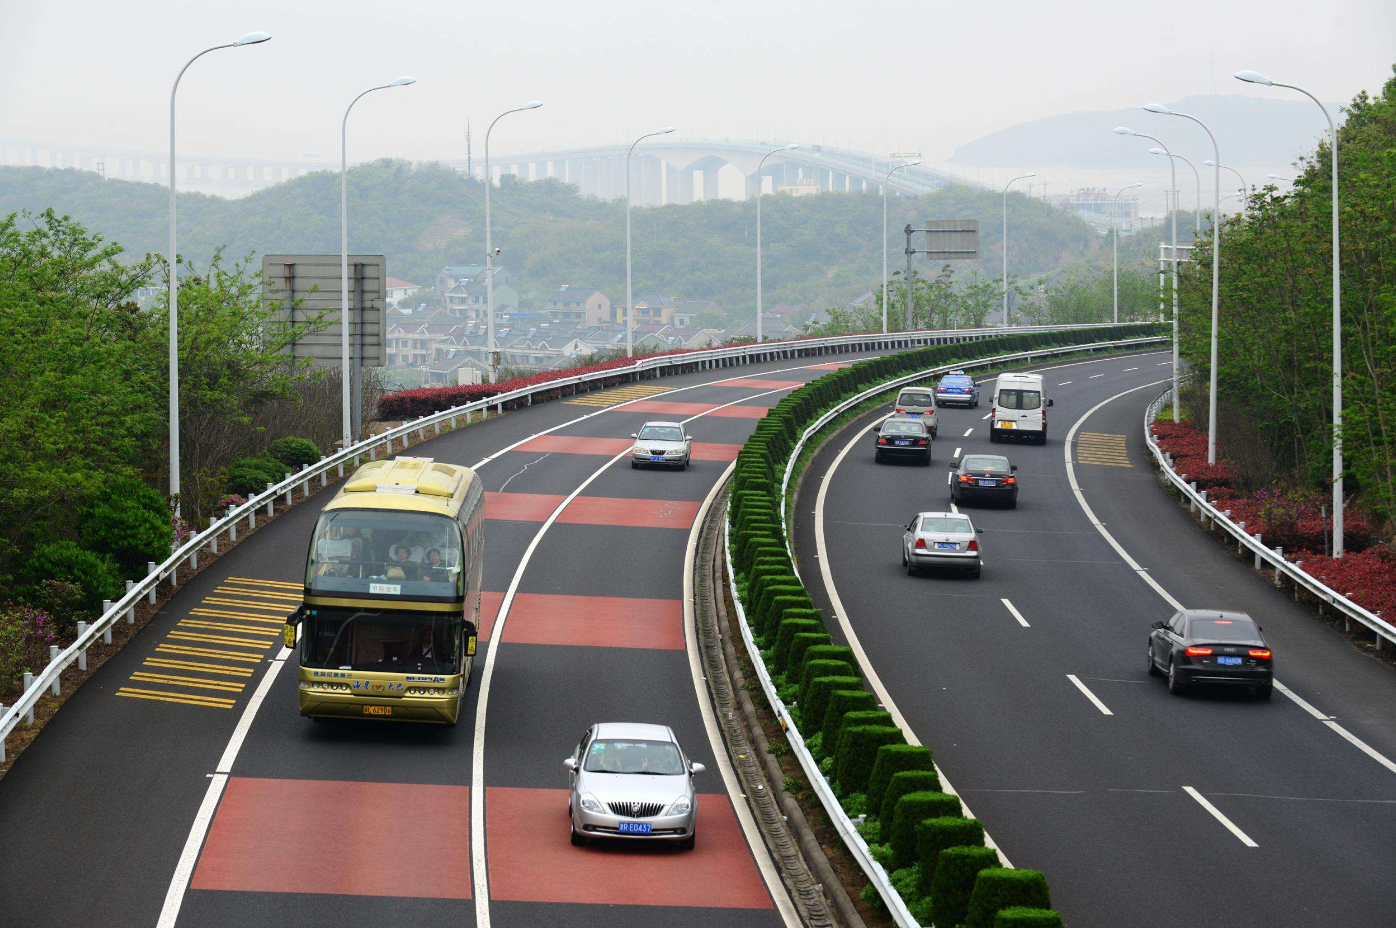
[703,168,721,201]
[744,171,761,199]
[581,158,598,197]
[597,156,614,200]
[831,171,848,192]
[613,155,628,201]
[641,155,662,207]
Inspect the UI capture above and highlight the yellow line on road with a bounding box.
[203,597,290,613]
[131,672,245,692]
[156,643,264,663]
[143,658,254,677]
[169,630,276,648]
[190,608,286,624]
[226,576,302,589]
[116,687,235,708]
[214,586,301,601]
[179,619,280,637]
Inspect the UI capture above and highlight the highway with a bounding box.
[0,352,883,928]
[796,350,1396,928]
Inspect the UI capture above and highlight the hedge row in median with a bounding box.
[727,326,1157,923]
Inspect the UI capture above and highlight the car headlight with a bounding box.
[633,445,645,455]
[579,793,605,814]
[666,796,691,815]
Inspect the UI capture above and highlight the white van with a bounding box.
[990,372,1053,444]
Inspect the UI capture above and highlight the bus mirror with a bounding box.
[467,635,478,657]
[283,623,297,649]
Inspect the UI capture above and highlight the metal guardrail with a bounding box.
[730,334,1168,926]
[0,321,1139,761]
[1145,390,1396,650]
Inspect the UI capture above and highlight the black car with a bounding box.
[950,454,1018,507]
[1148,609,1273,699]
[874,416,931,465]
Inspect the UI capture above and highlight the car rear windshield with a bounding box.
[997,388,1041,410]
[962,456,1010,473]
[639,426,684,442]
[1191,618,1259,641]
[898,391,934,407]
[882,420,927,436]
[584,739,685,774]
[940,377,972,386]
[919,516,972,533]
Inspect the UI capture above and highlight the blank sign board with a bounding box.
[261,254,386,368]
[922,220,980,261]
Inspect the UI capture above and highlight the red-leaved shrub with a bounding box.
[1295,544,1396,621]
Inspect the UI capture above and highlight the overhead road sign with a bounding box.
[922,220,980,261]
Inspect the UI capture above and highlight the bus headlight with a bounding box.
[299,681,310,690]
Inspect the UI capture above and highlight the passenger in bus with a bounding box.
[422,548,448,582]
[385,544,416,580]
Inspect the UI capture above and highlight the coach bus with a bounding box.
[285,456,484,725]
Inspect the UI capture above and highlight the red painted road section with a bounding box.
[689,442,742,462]
[191,777,471,899]
[486,492,566,522]
[626,400,769,419]
[513,434,741,462]
[559,496,701,529]
[709,378,804,390]
[485,787,773,909]
[503,593,684,650]
[480,590,504,640]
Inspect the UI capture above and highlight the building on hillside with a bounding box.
[617,294,679,326]
[777,179,822,197]
[444,280,520,318]
[386,277,421,305]
[435,264,514,293]
[726,313,806,342]
[672,300,721,328]
[546,285,613,326]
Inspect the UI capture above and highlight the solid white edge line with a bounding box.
[1001,599,1030,628]
[1182,786,1259,847]
[216,646,291,774]
[685,460,802,927]
[155,773,227,928]
[816,412,1012,866]
[1066,674,1114,716]
[1070,381,1396,778]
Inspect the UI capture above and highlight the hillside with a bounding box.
[0,161,1115,320]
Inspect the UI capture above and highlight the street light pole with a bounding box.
[484,100,543,384]
[1117,126,1179,422]
[1147,103,1221,463]
[756,144,799,344]
[1151,148,1201,236]
[625,126,675,358]
[1237,69,1343,555]
[1112,182,1143,323]
[882,159,919,333]
[167,30,271,514]
[342,76,416,448]
[1002,172,1035,325]
[1205,160,1248,203]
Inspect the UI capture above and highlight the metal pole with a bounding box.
[1111,183,1140,323]
[904,225,914,331]
[485,122,495,380]
[624,126,674,359]
[881,160,918,334]
[1001,173,1034,325]
[756,166,762,344]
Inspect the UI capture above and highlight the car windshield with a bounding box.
[918,516,973,534]
[998,389,1042,410]
[882,421,926,436]
[639,426,684,442]
[307,510,463,600]
[301,605,460,674]
[1191,618,1259,641]
[898,392,934,407]
[962,456,1010,474]
[584,739,685,775]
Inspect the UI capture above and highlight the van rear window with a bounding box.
[997,389,1041,411]
[898,392,934,407]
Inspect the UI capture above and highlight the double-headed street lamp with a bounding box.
[341,76,416,447]
[756,144,799,344]
[167,30,271,514]
[1116,126,1180,422]
[883,160,920,333]
[625,126,675,358]
[1205,159,1248,202]
[1150,148,1201,236]
[1145,102,1222,464]
[1001,172,1035,324]
[1237,68,1345,555]
[1112,182,1143,323]
[484,100,544,383]
[1267,172,1294,183]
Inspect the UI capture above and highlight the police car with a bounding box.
[934,371,980,407]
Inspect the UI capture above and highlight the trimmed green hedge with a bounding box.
[890,791,961,868]
[916,815,986,894]
[994,907,1065,928]
[835,725,905,795]
[803,680,863,738]
[798,660,857,707]
[966,869,1052,928]
[821,689,880,748]
[796,644,857,684]
[879,769,948,828]
[771,619,825,671]
[932,846,1001,928]
[867,744,936,815]
[785,632,833,676]
[830,709,895,759]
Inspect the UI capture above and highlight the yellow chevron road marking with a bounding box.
[170,630,276,648]
[563,383,673,407]
[156,643,264,663]
[178,619,280,637]
[115,687,235,709]
[226,576,302,589]
[203,597,290,613]
[143,658,255,677]
[214,585,301,601]
[190,608,286,624]
[130,671,245,693]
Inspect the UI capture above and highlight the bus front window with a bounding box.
[307,510,464,600]
[303,607,460,674]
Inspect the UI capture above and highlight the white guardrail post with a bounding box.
[0,324,1145,772]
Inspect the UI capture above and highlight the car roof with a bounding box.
[594,721,675,741]
[899,386,934,393]
[1182,609,1255,623]
[961,454,1010,465]
[940,373,973,380]
[917,511,972,521]
[639,421,683,429]
[883,415,927,425]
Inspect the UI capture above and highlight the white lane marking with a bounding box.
[1058,381,1072,386]
[815,413,1011,866]
[946,470,952,485]
[953,447,962,458]
[216,645,292,773]
[964,428,974,437]
[1001,599,1030,628]
[687,462,802,926]
[1066,384,1396,779]
[156,773,228,928]
[950,502,959,514]
[1123,367,1140,372]
[1182,786,1259,847]
[981,412,991,420]
[1158,361,1172,365]
[1089,373,1105,379]
[1067,674,1114,716]
[472,380,804,927]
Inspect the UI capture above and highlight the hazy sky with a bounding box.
[2,0,1393,165]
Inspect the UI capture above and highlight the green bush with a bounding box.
[765,606,821,647]
[993,907,1064,928]
[810,684,869,749]
[755,584,808,633]
[890,790,962,868]
[785,632,833,675]
[797,659,856,707]
[821,688,879,746]
[22,541,124,626]
[890,866,921,904]
[834,725,905,796]
[831,709,895,758]
[747,563,795,607]
[795,644,857,687]
[763,593,817,641]
[909,896,937,926]
[225,455,288,496]
[867,744,936,815]
[932,846,1001,928]
[80,476,173,576]
[916,815,985,894]
[771,618,824,671]
[266,436,321,469]
[840,791,868,817]
[966,869,1052,928]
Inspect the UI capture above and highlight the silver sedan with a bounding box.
[902,511,983,578]
[565,722,705,849]
[630,421,693,470]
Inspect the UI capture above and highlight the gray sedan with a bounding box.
[565,722,705,848]
[901,511,983,578]
[630,421,693,469]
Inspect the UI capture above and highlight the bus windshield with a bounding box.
[307,509,463,601]
[302,605,461,674]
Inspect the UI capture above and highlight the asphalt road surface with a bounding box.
[798,350,1396,928]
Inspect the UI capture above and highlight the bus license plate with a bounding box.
[364,705,393,716]
[618,821,652,835]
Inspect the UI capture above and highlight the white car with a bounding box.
[630,421,693,469]
[893,387,939,437]
[901,511,983,578]
[990,372,1053,445]
[565,722,705,848]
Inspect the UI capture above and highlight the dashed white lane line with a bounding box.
[1183,786,1259,847]
[953,447,962,458]
[981,412,992,420]
[946,470,952,485]
[1158,361,1172,365]
[1001,598,1030,628]
[950,502,960,514]
[1089,373,1105,379]
[964,428,974,437]
[1067,674,1114,716]
[1123,367,1140,372]
[1058,381,1072,386]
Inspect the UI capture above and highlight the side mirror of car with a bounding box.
[1011,464,1019,472]
[690,762,706,775]
[563,757,577,771]
[950,460,960,469]
[1150,620,1166,630]
[976,527,984,533]
[1047,398,1055,407]
[630,433,638,439]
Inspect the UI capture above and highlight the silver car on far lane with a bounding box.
[565,722,705,848]
[901,511,983,578]
[630,421,693,470]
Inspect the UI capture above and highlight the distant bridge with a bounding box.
[0,136,982,202]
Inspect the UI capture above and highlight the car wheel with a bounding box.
[1167,658,1187,695]
[931,427,938,438]
[875,451,884,463]
[631,461,639,469]
[902,547,908,566]
[973,397,979,408]
[1255,682,1274,700]
[1147,646,1161,677]
[969,564,982,579]
[906,559,916,576]
[678,831,696,851]
[570,824,587,847]
[1006,497,1017,509]
[680,460,689,471]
